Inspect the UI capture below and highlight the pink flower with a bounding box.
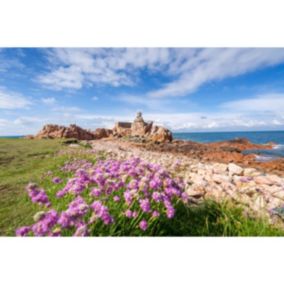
[125,209,133,218]
[139,219,148,231]
[113,195,120,202]
[139,198,151,213]
[152,210,160,218]
[52,177,62,184]
[16,226,31,236]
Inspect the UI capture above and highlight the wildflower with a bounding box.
[152,191,162,202]
[152,210,160,218]
[139,198,151,213]
[113,195,120,202]
[123,190,133,205]
[139,219,148,231]
[52,177,62,184]
[16,226,31,236]
[90,187,102,197]
[74,224,88,236]
[26,183,50,207]
[125,209,133,218]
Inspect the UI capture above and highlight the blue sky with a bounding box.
[1,48,284,135]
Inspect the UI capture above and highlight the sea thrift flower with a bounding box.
[125,209,133,218]
[16,226,31,236]
[139,220,148,231]
[52,177,62,184]
[90,187,102,197]
[26,183,50,207]
[74,224,88,236]
[152,191,162,203]
[139,198,151,213]
[124,190,133,205]
[152,211,160,218]
[91,201,113,225]
[132,211,138,218]
[32,210,58,236]
[113,195,120,202]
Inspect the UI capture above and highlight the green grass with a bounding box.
[0,138,283,236]
[0,138,95,235]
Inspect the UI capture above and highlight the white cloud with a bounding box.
[92,96,98,101]
[0,87,32,109]
[36,48,284,97]
[37,48,173,90]
[42,97,56,105]
[221,93,284,113]
[52,106,82,112]
[148,49,284,97]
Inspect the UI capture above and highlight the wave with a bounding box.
[273,144,284,150]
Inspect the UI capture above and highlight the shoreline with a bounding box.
[90,138,284,227]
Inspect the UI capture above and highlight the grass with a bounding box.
[0,138,95,235]
[0,138,283,236]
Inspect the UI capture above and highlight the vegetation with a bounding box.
[0,138,283,236]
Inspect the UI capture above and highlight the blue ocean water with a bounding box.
[173,131,284,160]
[0,136,23,139]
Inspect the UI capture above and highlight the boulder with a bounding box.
[148,126,173,143]
[35,124,96,140]
[93,128,112,139]
[228,163,243,176]
[113,122,132,137]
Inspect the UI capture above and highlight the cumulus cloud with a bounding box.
[0,87,32,109]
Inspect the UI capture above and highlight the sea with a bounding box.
[173,131,284,161]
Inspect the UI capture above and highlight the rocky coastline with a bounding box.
[25,112,284,226]
[90,138,284,227]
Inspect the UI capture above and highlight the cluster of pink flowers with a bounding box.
[16,157,188,236]
[26,183,51,207]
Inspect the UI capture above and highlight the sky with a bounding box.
[1,48,284,135]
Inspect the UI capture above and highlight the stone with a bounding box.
[93,128,112,139]
[35,124,96,140]
[243,168,259,177]
[212,174,231,184]
[228,163,243,176]
[113,122,132,137]
[185,186,205,198]
[148,125,173,143]
[212,163,228,174]
[131,112,150,136]
[267,175,283,186]
[272,190,284,200]
[254,175,274,186]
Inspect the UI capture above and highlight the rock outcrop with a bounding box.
[113,112,172,143]
[113,122,132,137]
[148,125,173,143]
[35,124,96,140]
[92,128,113,139]
[34,113,172,143]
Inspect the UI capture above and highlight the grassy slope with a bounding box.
[0,139,67,235]
[0,138,283,236]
